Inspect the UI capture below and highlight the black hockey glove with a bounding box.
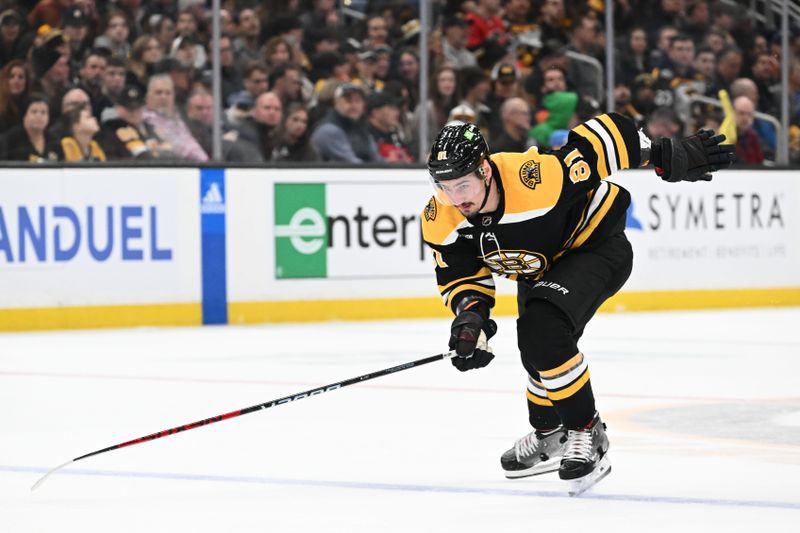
[652,129,736,183]
[449,296,497,372]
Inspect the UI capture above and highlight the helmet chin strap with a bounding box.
[475,168,492,213]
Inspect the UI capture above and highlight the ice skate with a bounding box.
[500,426,566,478]
[559,413,611,496]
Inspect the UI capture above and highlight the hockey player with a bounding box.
[421,115,734,495]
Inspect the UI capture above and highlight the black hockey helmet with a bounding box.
[427,123,489,182]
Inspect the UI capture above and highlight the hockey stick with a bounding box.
[31,350,456,491]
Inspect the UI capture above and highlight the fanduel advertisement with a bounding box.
[273,181,429,280]
[0,168,200,307]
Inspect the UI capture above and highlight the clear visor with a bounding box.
[429,173,484,206]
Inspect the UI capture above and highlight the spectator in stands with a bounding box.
[702,30,727,54]
[1,93,57,162]
[649,26,678,71]
[300,0,339,33]
[692,46,716,93]
[374,45,392,84]
[77,49,108,117]
[681,0,711,44]
[0,59,30,131]
[367,92,413,162]
[234,8,261,67]
[456,66,492,140]
[156,57,194,109]
[363,14,390,49]
[262,36,293,69]
[235,91,283,161]
[230,62,269,110]
[529,66,578,147]
[143,73,207,161]
[129,35,164,87]
[567,14,604,105]
[441,15,477,69]
[269,62,303,108]
[100,57,127,113]
[31,35,71,108]
[217,34,240,105]
[537,0,569,46]
[710,45,743,95]
[62,7,92,70]
[504,0,538,69]
[488,63,521,139]
[27,0,70,29]
[731,77,775,159]
[183,89,263,162]
[617,27,650,86]
[0,9,33,66]
[645,106,682,139]
[52,103,106,161]
[353,49,384,93]
[750,52,779,116]
[94,11,132,60]
[172,9,206,69]
[411,64,459,150]
[99,84,173,160]
[492,97,532,153]
[465,0,510,68]
[272,102,318,162]
[709,1,738,44]
[396,49,421,110]
[263,15,309,72]
[652,33,698,108]
[311,83,379,163]
[153,15,177,55]
[733,95,764,164]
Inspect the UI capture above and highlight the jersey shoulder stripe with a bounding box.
[491,148,564,224]
[570,112,641,178]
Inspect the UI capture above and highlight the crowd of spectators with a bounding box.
[0,0,797,166]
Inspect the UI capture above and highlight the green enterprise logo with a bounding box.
[274,183,327,278]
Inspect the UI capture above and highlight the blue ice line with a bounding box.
[5,465,798,511]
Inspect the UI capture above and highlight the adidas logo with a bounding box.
[201,182,225,214]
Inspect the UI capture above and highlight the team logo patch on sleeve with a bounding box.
[424,197,437,221]
[519,160,542,189]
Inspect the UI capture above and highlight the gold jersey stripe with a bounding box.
[547,369,590,401]
[527,390,555,406]
[597,114,629,169]
[570,185,620,250]
[572,124,609,178]
[437,267,493,293]
[446,284,495,308]
[539,352,583,378]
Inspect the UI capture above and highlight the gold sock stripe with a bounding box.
[539,352,584,378]
[527,390,555,406]
[546,369,591,401]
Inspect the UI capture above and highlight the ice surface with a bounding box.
[2,308,799,531]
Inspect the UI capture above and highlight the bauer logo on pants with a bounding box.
[274,183,327,278]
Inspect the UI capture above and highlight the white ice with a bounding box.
[1,308,799,532]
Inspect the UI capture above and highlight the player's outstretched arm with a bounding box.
[649,129,736,183]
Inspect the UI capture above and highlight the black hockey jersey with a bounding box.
[421,112,641,312]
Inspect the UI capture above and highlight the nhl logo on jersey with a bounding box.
[424,197,437,221]
[519,160,541,190]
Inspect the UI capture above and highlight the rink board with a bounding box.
[0,167,797,330]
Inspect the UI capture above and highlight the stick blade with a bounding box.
[31,460,73,492]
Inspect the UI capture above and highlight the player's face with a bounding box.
[436,173,485,216]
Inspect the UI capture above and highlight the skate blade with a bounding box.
[504,457,561,479]
[567,455,612,497]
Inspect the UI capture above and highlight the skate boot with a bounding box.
[559,412,611,496]
[500,426,567,478]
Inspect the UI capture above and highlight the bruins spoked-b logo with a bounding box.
[424,197,437,221]
[520,160,541,190]
[482,249,547,276]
